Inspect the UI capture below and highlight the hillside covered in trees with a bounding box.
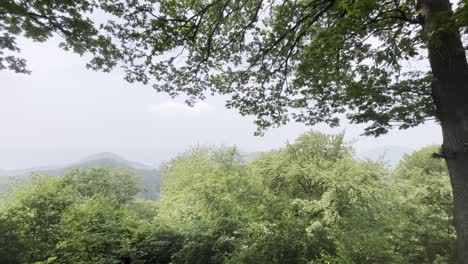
[0,153,161,201]
[0,131,455,263]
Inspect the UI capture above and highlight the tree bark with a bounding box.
[419,0,468,263]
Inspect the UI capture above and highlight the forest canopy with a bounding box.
[0,131,455,264]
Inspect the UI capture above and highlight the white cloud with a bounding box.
[148,101,213,114]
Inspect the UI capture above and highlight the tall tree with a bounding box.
[3,0,468,261]
[94,1,468,261]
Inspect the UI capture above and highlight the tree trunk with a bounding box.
[419,0,468,263]
[448,154,468,263]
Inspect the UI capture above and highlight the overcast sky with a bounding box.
[0,37,442,169]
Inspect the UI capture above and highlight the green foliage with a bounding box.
[85,0,461,136]
[158,146,260,263]
[156,131,454,263]
[245,132,396,263]
[397,146,447,176]
[61,168,142,204]
[54,196,130,263]
[0,131,456,263]
[0,168,168,264]
[127,220,184,264]
[0,0,120,73]
[3,1,464,135]
[454,0,468,34]
[0,206,27,263]
[391,146,455,263]
[0,176,72,263]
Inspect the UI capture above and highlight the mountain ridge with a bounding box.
[0,152,155,177]
[0,152,161,200]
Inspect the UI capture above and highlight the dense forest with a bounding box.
[0,153,162,201]
[0,131,455,263]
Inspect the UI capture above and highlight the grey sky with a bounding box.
[0,37,442,169]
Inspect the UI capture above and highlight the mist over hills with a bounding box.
[0,152,161,200]
[0,146,414,196]
[0,152,153,176]
[74,152,153,170]
[357,146,414,168]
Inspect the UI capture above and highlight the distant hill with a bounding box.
[0,153,161,200]
[0,147,415,196]
[71,152,153,170]
[357,146,414,169]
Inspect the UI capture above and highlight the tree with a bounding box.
[0,176,72,263]
[1,133,457,263]
[158,147,257,264]
[0,0,119,73]
[247,132,398,263]
[90,1,468,261]
[3,0,468,261]
[0,168,148,263]
[392,146,456,262]
[61,168,142,204]
[55,196,131,263]
[159,133,432,263]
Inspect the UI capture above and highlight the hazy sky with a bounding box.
[0,37,442,169]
